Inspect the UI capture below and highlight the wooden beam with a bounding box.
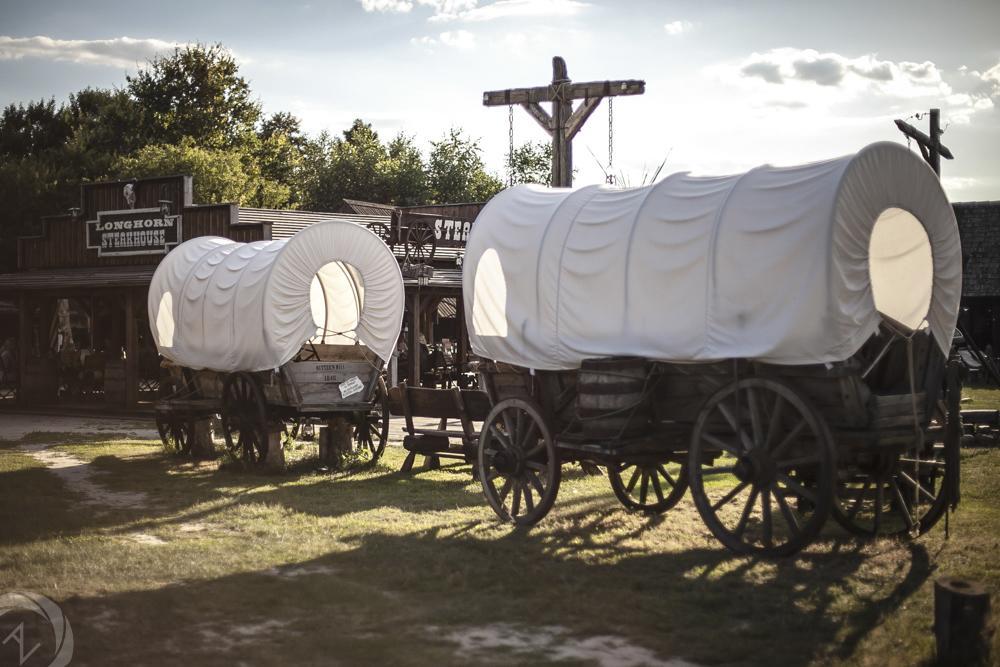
[483,79,645,106]
[521,102,554,136]
[125,289,137,408]
[17,293,29,404]
[894,119,954,160]
[565,97,602,141]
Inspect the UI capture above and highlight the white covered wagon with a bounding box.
[149,220,404,466]
[464,142,963,555]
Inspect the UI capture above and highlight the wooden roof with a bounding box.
[955,201,1000,298]
[237,208,390,240]
[0,265,157,291]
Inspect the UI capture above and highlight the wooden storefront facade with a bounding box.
[0,174,485,413]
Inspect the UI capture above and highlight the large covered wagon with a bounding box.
[149,220,404,466]
[463,141,963,556]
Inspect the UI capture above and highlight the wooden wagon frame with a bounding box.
[463,142,964,556]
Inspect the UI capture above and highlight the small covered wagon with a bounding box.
[463,142,963,556]
[149,220,405,466]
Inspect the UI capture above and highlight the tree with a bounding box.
[426,128,503,203]
[508,140,552,186]
[114,138,291,208]
[383,133,428,206]
[126,44,260,151]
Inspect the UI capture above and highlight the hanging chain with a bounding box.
[607,98,615,185]
[508,104,515,187]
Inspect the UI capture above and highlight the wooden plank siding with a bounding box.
[17,204,265,270]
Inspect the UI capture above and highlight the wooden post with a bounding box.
[263,424,285,470]
[934,577,992,664]
[894,108,953,177]
[929,108,941,177]
[17,293,29,404]
[483,56,645,188]
[124,289,138,409]
[318,417,353,468]
[190,418,216,459]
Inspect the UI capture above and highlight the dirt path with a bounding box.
[17,441,149,509]
[0,412,158,442]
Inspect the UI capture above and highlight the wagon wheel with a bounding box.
[221,372,269,466]
[609,459,688,514]
[478,398,561,526]
[369,221,393,246]
[156,415,193,455]
[353,377,390,464]
[688,378,835,557]
[404,221,436,264]
[832,405,952,538]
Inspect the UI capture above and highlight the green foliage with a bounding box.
[126,44,260,151]
[0,42,514,272]
[426,128,504,203]
[507,140,552,186]
[114,138,291,208]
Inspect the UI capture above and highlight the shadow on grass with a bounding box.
[52,512,934,666]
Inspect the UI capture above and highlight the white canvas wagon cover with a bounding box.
[464,142,961,370]
[149,220,404,372]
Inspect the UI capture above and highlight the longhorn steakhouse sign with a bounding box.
[86,208,182,257]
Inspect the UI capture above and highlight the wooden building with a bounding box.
[0,174,484,412]
[955,200,1000,354]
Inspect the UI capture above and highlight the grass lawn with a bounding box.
[1,408,999,666]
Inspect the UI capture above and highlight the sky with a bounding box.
[1,0,999,201]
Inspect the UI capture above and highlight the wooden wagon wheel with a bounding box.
[353,377,390,464]
[404,221,437,264]
[369,221,393,246]
[156,415,193,455]
[477,398,561,526]
[284,417,316,441]
[221,372,269,466]
[608,459,688,514]
[688,377,835,557]
[832,399,955,538]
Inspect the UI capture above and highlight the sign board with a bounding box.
[400,211,475,249]
[86,208,182,257]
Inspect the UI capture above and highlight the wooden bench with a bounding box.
[392,382,492,473]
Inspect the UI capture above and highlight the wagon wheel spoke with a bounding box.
[898,471,937,502]
[760,490,774,548]
[746,387,765,448]
[774,490,801,533]
[689,378,833,556]
[625,466,642,493]
[890,479,915,532]
[478,399,560,526]
[717,400,753,451]
[733,488,760,539]
[610,460,688,514]
[765,394,785,449]
[656,465,676,489]
[701,432,740,456]
[710,480,749,512]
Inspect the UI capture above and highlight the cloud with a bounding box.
[0,35,188,68]
[741,61,782,84]
[360,0,413,11]
[663,20,692,36]
[410,29,476,51]
[792,57,845,86]
[736,48,950,98]
[360,0,588,22]
[942,176,981,191]
[439,29,475,48]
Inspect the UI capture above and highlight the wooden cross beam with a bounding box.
[894,108,953,176]
[483,56,645,187]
